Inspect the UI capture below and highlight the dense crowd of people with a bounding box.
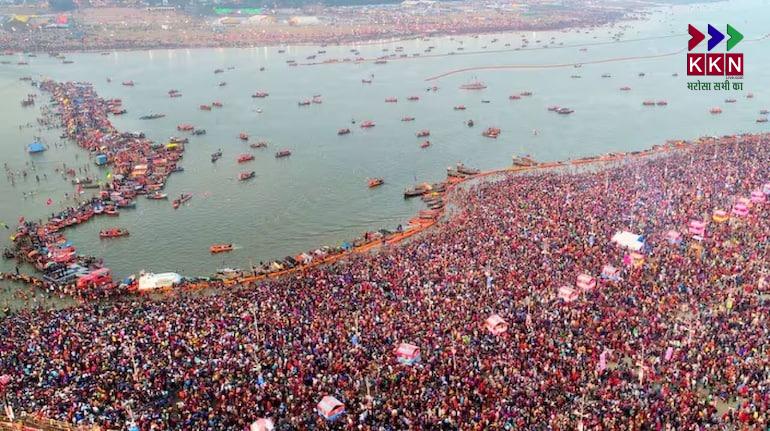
[1,133,770,429]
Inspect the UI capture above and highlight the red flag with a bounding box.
[46,198,53,206]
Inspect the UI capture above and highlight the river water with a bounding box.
[0,0,768,283]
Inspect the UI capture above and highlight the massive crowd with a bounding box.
[1,133,770,430]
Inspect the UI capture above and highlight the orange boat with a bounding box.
[453,105,466,111]
[210,243,234,253]
[237,154,255,163]
[239,133,249,141]
[99,228,129,238]
[401,116,415,122]
[212,101,223,107]
[200,104,212,111]
[360,120,375,128]
[416,129,430,138]
[709,107,722,114]
[177,124,194,131]
[385,97,398,103]
[420,141,431,148]
[482,127,501,138]
[368,178,384,188]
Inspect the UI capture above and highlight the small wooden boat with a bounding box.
[210,243,234,254]
[211,150,223,162]
[239,133,249,141]
[212,101,223,108]
[275,150,292,158]
[420,141,431,148]
[100,228,129,238]
[146,192,168,200]
[338,128,351,135]
[237,154,255,163]
[239,171,256,181]
[200,104,212,111]
[172,193,192,209]
[368,178,384,188]
[401,117,415,122]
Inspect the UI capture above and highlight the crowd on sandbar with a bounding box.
[1,133,770,430]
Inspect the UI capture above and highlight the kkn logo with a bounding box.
[686,24,744,76]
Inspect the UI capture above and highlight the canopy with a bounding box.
[712,209,729,223]
[317,396,345,420]
[688,220,706,237]
[751,190,766,203]
[250,418,274,431]
[485,314,508,335]
[601,264,620,280]
[763,183,770,195]
[558,286,578,302]
[395,342,421,365]
[732,203,749,217]
[611,231,643,251]
[27,142,46,153]
[665,230,682,244]
[576,274,596,291]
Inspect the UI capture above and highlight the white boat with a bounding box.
[137,271,182,291]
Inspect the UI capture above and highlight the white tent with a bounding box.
[611,231,643,251]
[250,418,274,431]
[485,314,508,335]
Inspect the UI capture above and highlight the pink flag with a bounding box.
[664,346,674,361]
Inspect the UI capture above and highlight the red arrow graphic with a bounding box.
[688,24,705,50]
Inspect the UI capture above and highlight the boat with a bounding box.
[757,117,768,123]
[460,81,487,90]
[252,91,269,98]
[656,100,668,106]
[360,120,375,128]
[401,117,415,122]
[746,93,754,99]
[420,141,431,148]
[481,100,491,104]
[385,97,398,103]
[214,68,224,74]
[298,100,311,106]
[642,100,655,106]
[368,178,384,188]
[455,163,479,175]
[466,119,474,127]
[169,137,189,144]
[99,228,129,238]
[122,80,134,86]
[416,129,430,138]
[200,104,212,111]
[557,108,574,115]
[169,91,182,98]
[454,105,466,111]
[338,128,351,135]
[177,124,194,132]
[361,79,373,84]
[725,98,737,103]
[237,154,255,163]
[239,171,256,181]
[601,73,612,78]
[407,96,420,101]
[146,192,168,200]
[709,107,722,114]
[140,113,165,120]
[312,96,322,104]
[638,72,646,77]
[512,156,538,167]
[211,150,223,162]
[374,60,388,64]
[760,109,769,115]
[172,193,192,209]
[210,243,234,253]
[482,127,501,138]
[218,82,227,87]
[212,101,223,108]
[239,133,249,141]
[275,150,292,158]
[137,271,182,291]
[104,207,119,216]
[547,105,560,112]
[192,129,206,136]
[520,91,533,96]
[250,141,268,149]
[404,183,432,198]
[620,86,631,91]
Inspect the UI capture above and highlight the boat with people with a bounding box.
[760,109,769,115]
[99,228,129,238]
[104,206,119,216]
[368,178,384,188]
[656,100,668,106]
[338,128,351,135]
[122,80,134,86]
[385,97,398,103]
[557,107,574,115]
[146,192,168,200]
[192,129,206,136]
[168,90,182,98]
[210,243,234,254]
[212,102,223,108]
[239,133,249,141]
[520,91,533,96]
[250,141,268,149]
[420,141,431,149]
[601,73,612,78]
[360,120,375,128]
[298,99,311,106]
[747,92,754,99]
[725,98,737,103]
[177,124,194,132]
[218,82,227,87]
[200,104,212,111]
[454,105,466,110]
[509,95,521,100]
[361,79,373,84]
[416,129,430,138]
[547,105,560,111]
[642,100,655,106]
[312,96,322,104]
[214,68,224,74]
[401,117,415,122]
[482,127,501,138]
[620,86,631,91]
[512,155,539,167]
[710,107,723,114]
[757,117,768,123]
[404,183,432,198]
[238,171,256,181]
[211,150,222,162]
[237,154,255,163]
[169,136,189,144]
[140,113,165,120]
[407,96,420,101]
[275,150,292,158]
[460,81,487,90]
[172,193,192,209]
[252,91,269,98]
[466,119,474,127]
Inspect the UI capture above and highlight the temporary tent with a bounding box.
[688,220,706,237]
[250,418,274,431]
[732,203,749,217]
[750,190,766,203]
[27,142,46,153]
[712,209,729,223]
[485,314,508,335]
[611,231,643,251]
[558,286,578,302]
[665,230,682,244]
[317,396,345,421]
[763,183,770,195]
[601,264,620,281]
[576,274,596,291]
[395,342,421,365]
